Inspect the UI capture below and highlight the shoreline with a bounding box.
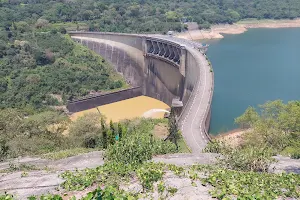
[176,19,300,40]
[213,128,250,147]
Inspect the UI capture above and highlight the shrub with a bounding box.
[105,133,154,165]
[218,146,276,172]
[203,139,226,153]
[105,118,177,165]
[69,113,104,148]
[136,162,165,191]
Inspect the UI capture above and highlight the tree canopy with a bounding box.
[1,0,300,34]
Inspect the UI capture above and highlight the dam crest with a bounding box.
[67,32,213,153]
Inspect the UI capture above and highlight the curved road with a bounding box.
[153,36,213,154]
[180,46,212,153]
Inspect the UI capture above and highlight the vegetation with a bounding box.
[41,163,300,200]
[1,0,300,35]
[0,107,176,161]
[204,100,300,172]
[194,165,300,200]
[0,25,126,110]
[105,119,176,166]
[166,108,180,150]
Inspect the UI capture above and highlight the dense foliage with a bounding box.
[0,25,125,110]
[204,100,300,172]
[194,165,300,200]
[235,100,300,158]
[105,118,177,165]
[1,0,300,34]
[0,109,176,160]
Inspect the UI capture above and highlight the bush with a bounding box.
[105,118,177,165]
[218,146,276,172]
[105,133,153,165]
[59,27,67,34]
[203,139,226,153]
[69,113,104,148]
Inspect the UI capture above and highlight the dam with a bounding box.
[67,32,214,153]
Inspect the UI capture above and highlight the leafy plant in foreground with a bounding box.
[201,169,300,199]
[136,162,165,191]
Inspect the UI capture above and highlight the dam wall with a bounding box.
[68,32,213,151]
[67,87,142,113]
[70,32,185,106]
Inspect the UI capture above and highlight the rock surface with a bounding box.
[0,152,299,199]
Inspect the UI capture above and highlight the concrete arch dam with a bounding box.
[68,32,214,153]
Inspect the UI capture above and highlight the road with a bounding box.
[153,36,213,154]
[180,46,213,153]
[181,46,213,153]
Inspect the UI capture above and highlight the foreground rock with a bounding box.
[0,152,299,199]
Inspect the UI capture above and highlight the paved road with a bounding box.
[154,36,213,154]
[180,46,212,153]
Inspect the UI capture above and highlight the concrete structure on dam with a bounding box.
[68,32,214,153]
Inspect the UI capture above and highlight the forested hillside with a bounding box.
[0,23,126,111]
[1,0,300,33]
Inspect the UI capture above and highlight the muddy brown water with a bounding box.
[70,96,170,122]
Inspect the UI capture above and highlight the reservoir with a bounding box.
[207,28,300,134]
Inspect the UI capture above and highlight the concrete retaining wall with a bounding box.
[67,87,142,113]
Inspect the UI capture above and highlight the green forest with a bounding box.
[1,0,300,33]
[0,26,126,111]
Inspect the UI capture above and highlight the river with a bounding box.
[206,28,300,135]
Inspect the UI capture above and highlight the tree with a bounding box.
[117,122,126,141]
[101,117,107,149]
[167,108,180,150]
[165,11,179,22]
[226,9,240,23]
[235,107,259,129]
[69,113,100,136]
[109,120,116,138]
[107,129,115,146]
[59,27,67,34]
[35,19,49,29]
[15,21,30,33]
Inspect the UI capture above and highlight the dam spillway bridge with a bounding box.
[68,32,213,153]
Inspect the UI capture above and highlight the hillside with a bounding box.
[1,0,300,33]
[0,27,126,111]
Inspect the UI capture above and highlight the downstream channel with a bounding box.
[207,28,300,135]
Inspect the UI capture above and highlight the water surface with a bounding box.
[206,28,300,134]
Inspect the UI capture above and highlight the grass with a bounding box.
[281,146,300,159]
[41,148,98,160]
[178,136,191,153]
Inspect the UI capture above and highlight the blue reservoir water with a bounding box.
[206,28,300,134]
